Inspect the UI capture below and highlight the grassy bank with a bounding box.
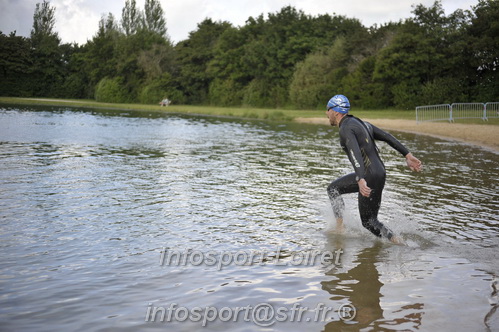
[0,97,417,121]
[2,97,497,150]
[2,97,498,125]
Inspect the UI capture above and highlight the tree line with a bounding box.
[0,0,497,109]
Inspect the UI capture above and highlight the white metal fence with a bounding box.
[451,103,486,121]
[415,104,451,123]
[486,102,499,119]
[416,102,499,123]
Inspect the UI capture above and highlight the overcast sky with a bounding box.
[0,0,479,45]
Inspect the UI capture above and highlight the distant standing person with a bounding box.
[160,98,171,107]
[325,95,422,244]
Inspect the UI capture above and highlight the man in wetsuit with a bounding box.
[325,94,422,244]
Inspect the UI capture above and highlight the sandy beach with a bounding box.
[295,117,499,153]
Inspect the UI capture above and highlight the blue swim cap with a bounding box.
[327,95,350,114]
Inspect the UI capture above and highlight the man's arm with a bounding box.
[370,123,422,172]
[369,123,410,156]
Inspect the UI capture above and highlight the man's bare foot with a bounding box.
[335,218,345,233]
[390,235,405,245]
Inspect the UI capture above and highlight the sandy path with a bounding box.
[295,117,499,153]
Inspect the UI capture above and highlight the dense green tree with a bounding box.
[113,29,172,101]
[239,7,322,107]
[136,42,177,104]
[208,6,367,107]
[374,25,434,108]
[289,38,349,109]
[342,56,389,109]
[82,13,122,95]
[338,23,400,109]
[121,0,142,36]
[113,0,173,102]
[206,26,249,105]
[1,1,497,108]
[0,32,33,96]
[79,0,174,103]
[30,0,64,97]
[138,43,175,81]
[372,1,470,109]
[175,19,232,104]
[31,0,58,46]
[142,0,168,38]
[60,43,90,98]
[466,0,499,100]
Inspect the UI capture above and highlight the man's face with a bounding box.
[326,108,338,126]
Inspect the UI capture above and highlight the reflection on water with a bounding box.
[322,240,387,330]
[0,105,497,331]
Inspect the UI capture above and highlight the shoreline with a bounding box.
[295,117,499,153]
[1,97,497,153]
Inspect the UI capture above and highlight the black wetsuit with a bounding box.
[327,115,410,239]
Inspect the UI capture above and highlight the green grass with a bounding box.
[0,97,414,121]
[0,97,300,121]
[1,97,497,124]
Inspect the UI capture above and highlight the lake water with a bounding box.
[0,105,497,332]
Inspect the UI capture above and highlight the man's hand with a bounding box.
[357,178,372,197]
[405,153,422,172]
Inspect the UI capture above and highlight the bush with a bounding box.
[208,78,244,106]
[62,73,88,99]
[139,84,163,104]
[391,81,421,109]
[94,77,128,103]
[289,39,349,109]
[420,77,467,105]
[138,73,185,105]
[242,79,267,107]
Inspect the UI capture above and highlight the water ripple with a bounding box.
[0,107,497,331]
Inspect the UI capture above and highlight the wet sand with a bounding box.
[295,117,499,152]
